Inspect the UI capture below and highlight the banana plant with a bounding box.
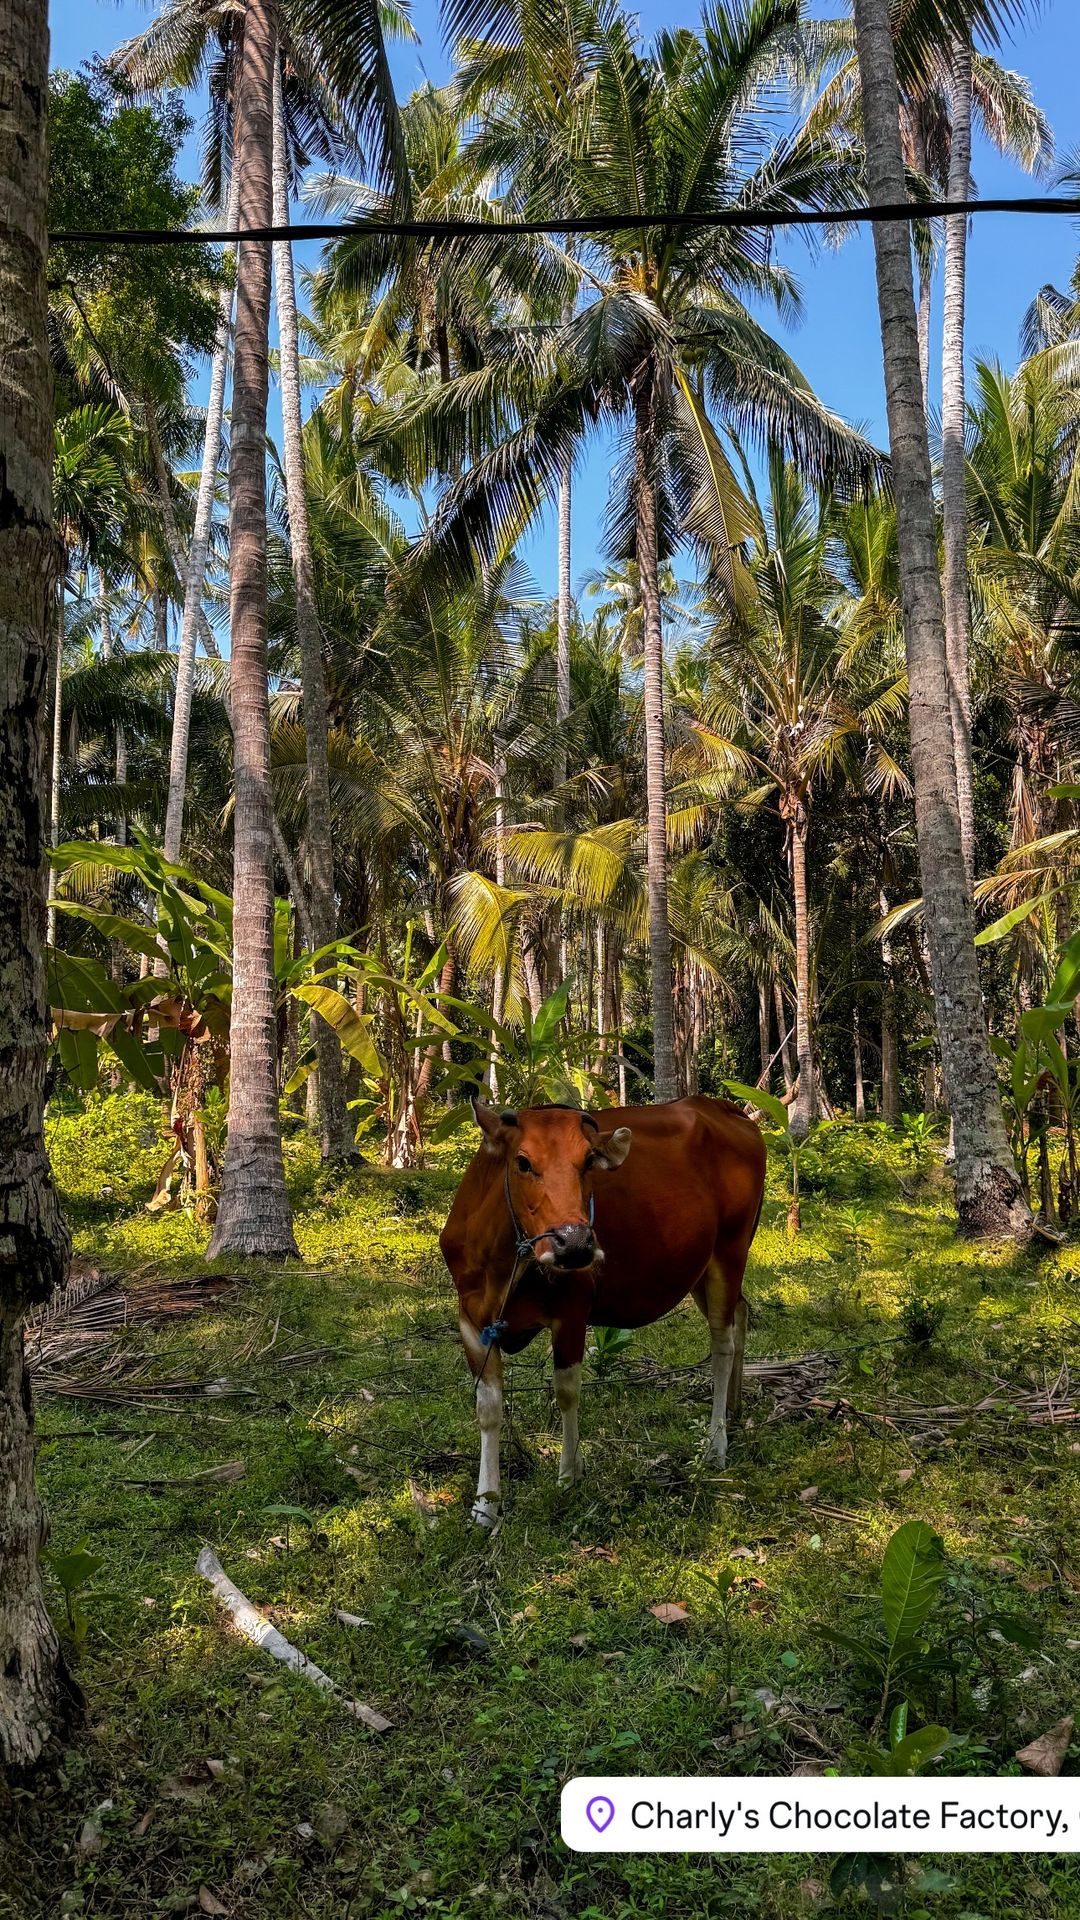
[47,834,370,1210]
[984,925,1080,1225]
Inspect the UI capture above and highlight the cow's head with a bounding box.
[472,1100,631,1271]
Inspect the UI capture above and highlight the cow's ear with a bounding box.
[593,1126,631,1170]
[472,1098,518,1152]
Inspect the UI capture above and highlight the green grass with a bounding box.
[5,1094,1080,1918]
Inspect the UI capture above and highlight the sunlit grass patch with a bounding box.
[5,1095,1078,1919]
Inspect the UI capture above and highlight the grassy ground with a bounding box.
[4,1094,1080,1919]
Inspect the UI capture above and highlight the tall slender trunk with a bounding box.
[941,30,976,890]
[163,166,240,866]
[788,799,817,1137]
[634,374,677,1102]
[852,0,1029,1238]
[100,599,127,845]
[0,0,75,1764]
[917,267,932,418]
[757,980,771,1089]
[489,748,507,1095]
[909,123,933,418]
[208,0,297,1260]
[851,892,866,1121]
[879,889,899,1124]
[556,296,573,791]
[271,68,355,1164]
[47,583,63,944]
[773,977,794,1094]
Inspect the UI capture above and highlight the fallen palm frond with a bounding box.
[625,1349,839,1416]
[195,1547,393,1733]
[26,1267,238,1373]
[626,1348,1080,1436]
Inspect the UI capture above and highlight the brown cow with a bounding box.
[440,1095,766,1526]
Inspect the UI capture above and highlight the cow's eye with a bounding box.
[516,1155,533,1176]
[583,1153,596,1172]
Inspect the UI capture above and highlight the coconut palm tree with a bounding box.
[204,0,298,1257]
[111,0,409,1175]
[690,449,908,1134]
[800,7,1051,884]
[0,0,72,1768]
[384,0,883,1100]
[851,0,1030,1238]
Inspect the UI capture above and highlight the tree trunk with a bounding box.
[940,30,976,890]
[633,376,677,1102]
[773,977,794,1094]
[47,584,63,945]
[271,67,355,1164]
[852,0,1029,1239]
[0,0,75,1763]
[163,166,240,866]
[917,265,932,419]
[757,980,771,1089]
[879,891,900,1125]
[208,0,298,1260]
[556,305,572,792]
[788,801,817,1137]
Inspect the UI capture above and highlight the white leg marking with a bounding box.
[707,1323,736,1466]
[461,1317,503,1527]
[554,1362,584,1486]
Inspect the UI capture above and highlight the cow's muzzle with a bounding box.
[539,1222,596,1270]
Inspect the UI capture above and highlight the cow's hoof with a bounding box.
[558,1451,586,1489]
[471,1498,501,1530]
[708,1436,729,1469]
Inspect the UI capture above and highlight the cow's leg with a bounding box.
[552,1310,589,1488]
[692,1257,744,1467]
[460,1316,504,1528]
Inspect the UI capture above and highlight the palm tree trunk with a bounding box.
[634,375,677,1103]
[788,800,817,1137]
[917,267,932,418]
[941,30,976,889]
[773,978,794,1094]
[879,890,899,1124]
[208,0,297,1260]
[0,0,75,1763]
[757,980,771,1089]
[47,583,63,944]
[271,66,355,1165]
[556,297,573,790]
[163,166,239,866]
[852,0,1029,1239]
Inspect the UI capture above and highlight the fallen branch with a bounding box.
[195,1547,392,1733]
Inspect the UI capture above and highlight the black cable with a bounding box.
[46,192,1080,249]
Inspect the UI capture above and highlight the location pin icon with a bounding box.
[586,1796,615,1834]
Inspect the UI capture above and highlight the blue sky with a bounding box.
[50,0,1080,600]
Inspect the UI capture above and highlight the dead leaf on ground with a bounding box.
[132,1809,155,1837]
[334,1609,372,1628]
[798,1486,819,1503]
[197,1891,229,1917]
[897,1468,915,1484]
[1016,1716,1074,1777]
[75,1800,112,1855]
[649,1602,688,1625]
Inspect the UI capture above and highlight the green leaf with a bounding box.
[48,1546,104,1595]
[54,901,165,962]
[291,983,383,1077]
[868,1726,953,1776]
[722,1079,788,1130]
[58,1025,99,1091]
[533,981,570,1045]
[428,1103,476,1143]
[47,947,124,1016]
[974,898,1042,946]
[105,1025,165,1095]
[880,1521,945,1656]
